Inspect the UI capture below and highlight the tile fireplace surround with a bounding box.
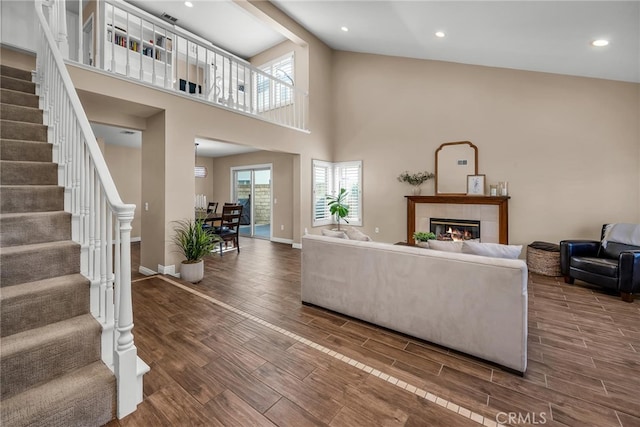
[406,196,510,245]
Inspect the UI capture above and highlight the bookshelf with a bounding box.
[103,3,173,87]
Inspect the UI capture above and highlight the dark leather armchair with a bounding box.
[560,225,640,302]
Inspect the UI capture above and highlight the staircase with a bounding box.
[0,65,116,426]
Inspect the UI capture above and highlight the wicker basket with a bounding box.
[527,241,562,276]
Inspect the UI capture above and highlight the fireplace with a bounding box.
[430,218,481,241]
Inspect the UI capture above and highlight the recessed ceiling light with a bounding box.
[435,31,446,38]
[341,26,349,32]
[591,39,609,47]
[184,1,193,7]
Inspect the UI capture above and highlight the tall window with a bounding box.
[312,160,362,227]
[256,52,294,111]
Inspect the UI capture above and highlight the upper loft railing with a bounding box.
[35,0,145,418]
[90,0,308,131]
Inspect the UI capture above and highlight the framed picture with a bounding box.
[467,174,486,196]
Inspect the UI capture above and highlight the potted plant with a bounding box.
[398,171,435,195]
[172,219,221,283]
[413,231,436,248]
[327,188,350,231]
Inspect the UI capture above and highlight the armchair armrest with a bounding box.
[619,250,640,294]
[559,240,601,276]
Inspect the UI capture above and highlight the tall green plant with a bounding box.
[327,188,350,231]
[172,219,221,263]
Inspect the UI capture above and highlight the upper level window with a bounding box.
[256,52,294,111]
[312,160,362,227]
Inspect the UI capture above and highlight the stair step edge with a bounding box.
[0,273,88,298]
[0,240,79,255]
[0,313,99,351]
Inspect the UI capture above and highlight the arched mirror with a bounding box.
[435,141,478,194]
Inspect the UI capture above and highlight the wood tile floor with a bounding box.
[110,239,640,426]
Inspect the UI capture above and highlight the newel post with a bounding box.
[114,207,138,418]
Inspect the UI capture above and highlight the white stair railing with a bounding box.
[34,0,146,419]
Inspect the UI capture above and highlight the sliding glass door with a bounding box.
[231,165,272,239]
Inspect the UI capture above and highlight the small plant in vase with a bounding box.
[172,219,222,283]
[398,171,435,195]
[413,231,436,248]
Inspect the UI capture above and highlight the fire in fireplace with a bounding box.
[430,218,481,241]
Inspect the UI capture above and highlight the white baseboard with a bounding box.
[131,237,141,243]
[292,243,302,249]
[158,264,178,277]
[271,237,294,245]
[138,266,157,276]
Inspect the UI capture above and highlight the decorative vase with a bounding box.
[180,260,204,283]
[411,186,422,196]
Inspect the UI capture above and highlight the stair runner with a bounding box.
[0,64,116,427]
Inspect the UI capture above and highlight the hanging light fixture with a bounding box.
[194,142,208,178]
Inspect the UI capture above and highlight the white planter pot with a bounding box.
[180,260,204,283]
[416,241,430,248]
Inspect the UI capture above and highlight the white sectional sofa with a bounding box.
[301,235,528,373]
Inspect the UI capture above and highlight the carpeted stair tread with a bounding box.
[0,88,39,109]
[0,274,89,337]
[1,103,43,124]
[0,119,47,142]
[0,139,52,162]
[0,185,64,213]
[0,160,57,185]
[1,313,101,399]
[0,65,32,81]
[0,360,116,427]
[0,211,71,247]
[0,240,80,287]
[0,74,35,94]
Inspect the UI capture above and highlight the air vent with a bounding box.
[160,12,178,23]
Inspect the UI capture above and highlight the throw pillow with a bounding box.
[426,240,463,253]
[462,241,522,259]
[321,229,349,239]
[345,227,372,241]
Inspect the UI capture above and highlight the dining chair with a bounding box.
[214,204,243,255]
[207,202,218,214]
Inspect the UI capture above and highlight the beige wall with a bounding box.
[332,52,640,246]
[210,150,295,241]
[140,111,166,271]
[1,46,36,70]
[103,144,142,238]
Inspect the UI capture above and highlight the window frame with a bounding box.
[312,159,363,227]
[255,52,295,112]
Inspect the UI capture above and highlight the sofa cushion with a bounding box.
[427,240,463,252]
[321,229,349,239]
[462,241,523,259]
[600,241,640,259]
[571,256,619,277]
[345,227,372,241]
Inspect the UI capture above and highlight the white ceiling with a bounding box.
[272,0,640,83]
[90,123,258,158]
[126,0,287,59]
[126,0,639,83]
